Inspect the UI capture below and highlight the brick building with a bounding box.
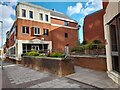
[83,2,108,43]
[5,2,79,61]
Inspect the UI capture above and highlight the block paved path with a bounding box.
[2,62,100,89]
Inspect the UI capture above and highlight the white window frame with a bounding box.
[43,29,49,35]
[32,45,39,51]
[22,9,26,17]
[39,13,43,21]
[29,11,33,19]
[22,26,29,34]
[34,27,40,35]
[45,14,49,22]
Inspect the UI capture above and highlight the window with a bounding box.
[43,29,49,35]
[45,14,49,21]
[65,33,68,38]
[29,11,33,19]
[34,27,40,35]
[22,26,29,34]
[32,45,39,51]
[64,21,68,26]
[39,13,43,21]
[22,9,26,17]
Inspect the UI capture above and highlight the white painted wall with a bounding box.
[104,1,120,85]
[17,39,52,60]
[17,3,51,23]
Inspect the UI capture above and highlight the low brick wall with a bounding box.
[22,56,75,77]
[73,55,107,71]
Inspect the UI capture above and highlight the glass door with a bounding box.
[110,17,120,73]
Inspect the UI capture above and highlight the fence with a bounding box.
[69,44,106,56]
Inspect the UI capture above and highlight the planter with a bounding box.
[21,56,75,77]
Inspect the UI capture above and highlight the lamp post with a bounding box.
[0,21,3,70]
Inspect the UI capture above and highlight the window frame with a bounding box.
[39,13,43,21]
[34,27,40,35]
[22,9,26,17]
[45,14,49,21]
[29,11,33,19]
[43,29,49,36]
[65,33,68,38]
[64,21,68,26]
[22,26,29,34]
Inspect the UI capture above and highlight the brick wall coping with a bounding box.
[70,55,106,58]
[23,56,65,60]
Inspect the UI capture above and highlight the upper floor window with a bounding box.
[45,14,49,21]
[39,13,43,21]
[43,29,49,36]
[22,26,29,34]
[22,9,26,17]
[64,21,68,26]
[65,33,68,38]
[29,11,33,19]
[34,27,40,35]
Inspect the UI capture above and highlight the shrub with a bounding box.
[39,54,45,57]
[26,50,39,56]
[81,40,87,45]
[70,46,80,52]
[92,40,101,44]
[49,52,64,58]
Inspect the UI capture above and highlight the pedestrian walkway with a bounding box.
[2,62,98,89]
[0,69,2,90]
[66,66,120,88]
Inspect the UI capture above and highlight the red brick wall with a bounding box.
[51,26,78,51]
[83,2,108,43]
[7,32,15,47]
[16,19,51,41]
[74,56,107,71]
[16,18,78,51]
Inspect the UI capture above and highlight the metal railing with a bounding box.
[69,44,106,56]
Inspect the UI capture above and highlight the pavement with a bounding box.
[1,61,120,89]
[0,68,2,90]
[1,62,99,89]
[66,66,120,88]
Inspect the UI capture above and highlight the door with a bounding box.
[110,15,120,73]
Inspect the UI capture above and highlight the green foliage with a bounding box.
[81,40,87,45]
[85,40,105,50]
[92,40,101,44]
[49,52,64,58]
[70,46,81,52]
[26,50,39,56]
[39,54,45,57]
[70,40,105,51]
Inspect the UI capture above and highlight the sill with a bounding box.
[43,35,48,36]
[22,33,29,35]
[34,34,40,36]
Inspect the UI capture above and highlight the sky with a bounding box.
[0,0,103,47]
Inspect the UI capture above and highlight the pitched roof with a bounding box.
[50,10,75,21]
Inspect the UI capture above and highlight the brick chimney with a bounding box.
[102,0,109,9]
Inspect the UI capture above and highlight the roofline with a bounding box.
[17,2,76,22]
[85,9,103,17]
[51,16,77,23]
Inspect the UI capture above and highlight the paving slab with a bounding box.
[2,62,99,89]
[66,66,120,88]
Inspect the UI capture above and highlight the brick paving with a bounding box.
[2,63,99,89]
